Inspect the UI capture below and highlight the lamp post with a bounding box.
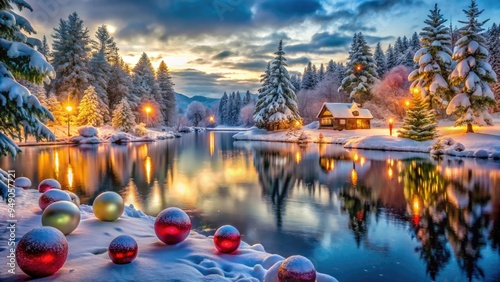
[65,105,72,137]
[389,118,394,136]
[209,115,215,123]
[145,106,151,127]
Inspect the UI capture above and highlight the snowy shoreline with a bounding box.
[233,120,500,159]
[0,189,337,281]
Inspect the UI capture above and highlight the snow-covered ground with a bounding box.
[233,118,500,159]
[0,189,337,281]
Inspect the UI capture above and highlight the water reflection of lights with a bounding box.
[55,152,60,177]
[351,169,358,186]
[388,167,394,179]
[295,151,302,163]
[360,157,365,166]
[67,164,73,189]
[209,131,215,157]
[145,156,152,184]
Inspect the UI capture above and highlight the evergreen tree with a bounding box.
[339,33,378,103]
[312,64,319,88]
[89,51,111,122]
[446,0,497,133]
[92,25,117,63]
[0,0,55,156]
[39,35,50,59]
[19,79,47,107]
[409,4,453,110]
[243,90,252,106]
[374,42,387,78]
[77,85,104,126]
[394,36,405,65]
[131,52,160,115]
[318,63,325,82]
[234,91,242,125]
[253,40,301,129]
[326,59,336,78]
[112,98,136,132]
[290,74,301,91]
[398,91,438,141]
[386,44,397,70]
[108,54,132,110]
[157,60,177,126]
[487,23,500,109]
[51,12,92,102]
[301,62,315,90]
[45,92,62,125]
[409,32,421,67]
[219,92,229,124]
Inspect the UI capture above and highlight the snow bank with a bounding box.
[77,126,98,137]
[344,135,433,152]
[0,189,337,282]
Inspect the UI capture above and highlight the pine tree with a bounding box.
[339,33,378,103]
[374,42,387,78]
[112,98,136,132]
[326,60,335,77]
[131,53,160,115]
[45,93,62,125]
[253,40,301,129]
[219,92,228,124]
[301,62,315,90]
[19,79,47,107]
[77,85,104,126]
[290,74,301,91]
[243,90,252,106]
[398,91,438,141]
[89,52,111,122]
[487,23,500,109]
[394,36,405,65]
[386,44,397,70]
[157,61,177,126]
[108,51,133,110]
[39,35,50,59]
[409,32,421,68]
[0,0,55,156]
[318,63,325,82]
[312,64,319,88]
[409,4,453,110]
[51,12,92,103]
[92,25,117,63]
[446,0,497,133]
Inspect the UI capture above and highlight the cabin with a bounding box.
[316,102,373,130]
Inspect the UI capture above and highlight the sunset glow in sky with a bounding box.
[22,0,500,98]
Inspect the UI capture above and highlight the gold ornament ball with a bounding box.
[93,191,124,222]
[65,191,80,206]
[42,201,81,235]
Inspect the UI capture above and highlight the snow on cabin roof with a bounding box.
[316,102,373,119]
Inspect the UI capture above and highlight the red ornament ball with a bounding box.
[154,207,191,245]
[14,177,31,189]
[38,179,61,193]
[108,235,138,264]
[278,255,317,282]
[39,189,71,211]
[16,227,68,278]
[214,225,241,254]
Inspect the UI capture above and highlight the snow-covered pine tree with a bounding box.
[487,23,500,109]
[39,35,50,59]
[108,50,133,110]
[301,62,315,90]
[339,33,378,103]
[374,42,387,78]
[112,98,136,132]
[157,60,176,126]
[45,92,62,125]
[312,64,319,88]
[51,12,92,103]
[394,36,405,65]
[253,40,301,130]
[92,25,117,63]
[386,44,397,71]
[0,0,55,156]
[131,53,157,102]
[397,91,438,141]
[318,63,325,82]
[243,90,252,106]
[89,51,111,122]
[290,74,301,91]
[409,4,453,110]
[19,79,47,107]
[334,63,346,87]
[77,85,104,126]
[446,0,497,133]
[218,92,228,124]
[234,91,242,125]
[326,60,335,78]
[409,32,421,68]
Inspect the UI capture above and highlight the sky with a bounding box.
[21,0,500,98]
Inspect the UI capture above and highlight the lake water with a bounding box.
[2,132,500,281]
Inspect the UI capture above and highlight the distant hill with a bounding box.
[175,93,257,113]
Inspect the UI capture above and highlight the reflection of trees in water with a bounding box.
[403,158,492,281]
[253,148,297,230]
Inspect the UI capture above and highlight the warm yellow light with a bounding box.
[145,107,152,114]
[353,153,359,162]
[209,131,215,157]
[412,198,420,215]
[389,118,394,124]
[66,105,72,112]
[356,65,362,71]
[387,167,393,179]
[295,151,302,163]
[209,116,215,123]
[360,157,365,166]
[295,120,300,126]
[405,100,410,107]
[145,156,152,184]
[411,87,420,95]
[351,169,358,185]
[67,164,73,188]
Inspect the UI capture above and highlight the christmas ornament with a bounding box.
[214,225,241,254]
[42,201,81,235]
[154,207,191,245]
[14,177,31,189]
[65,191,80,206]
[278,255,316,282]
[93,191,124,221]
[16,227,68,278]
[108,235,138,264]
[38,178,61,193]
[39,189,71,211]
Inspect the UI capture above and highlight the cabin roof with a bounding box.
[316,102,373,119]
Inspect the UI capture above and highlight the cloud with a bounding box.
[211,51,235,60]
